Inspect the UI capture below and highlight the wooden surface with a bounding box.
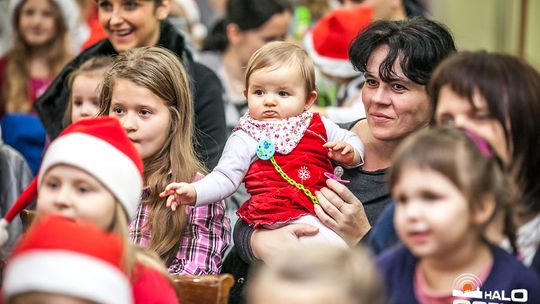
[172,273,234,304]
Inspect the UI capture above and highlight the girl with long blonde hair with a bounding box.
[98,46,230,273]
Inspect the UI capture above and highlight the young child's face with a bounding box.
[18,0,58,47]
[393,166,474,259]
[246,64,317,121]
[109,78,172,160]
[71,74,102,123]
[37,165,116,231]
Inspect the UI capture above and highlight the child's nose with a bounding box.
[52,188,72,211]
[264,95,277,106]
[120,113,137,132]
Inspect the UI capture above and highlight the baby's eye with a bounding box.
[278,91,290,97]
[254,90,264,96]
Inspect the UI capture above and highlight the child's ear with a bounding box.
[156,0,171,21]
[304,90,318,110]
[226,23,242,45]
[472,194,496,226]
[243,89,248,99]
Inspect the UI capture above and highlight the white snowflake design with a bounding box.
[298,166,311,182]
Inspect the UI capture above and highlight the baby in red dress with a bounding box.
[161,41,364,246]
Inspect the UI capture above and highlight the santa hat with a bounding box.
[303,6,373,78]
[9,0,80,31]
[3,214,133,304]
[0,117,144,246]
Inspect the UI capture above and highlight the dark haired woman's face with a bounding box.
[435,85,509,163]
[230,10,291,65]
[362,45,431,142]
[98,0,169,53]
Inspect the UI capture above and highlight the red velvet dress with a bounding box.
[237,114,333,227]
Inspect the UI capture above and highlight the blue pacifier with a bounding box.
[256,138,275,160]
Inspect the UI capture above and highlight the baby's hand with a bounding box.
[159,182,197,211]
[323,141,360,166]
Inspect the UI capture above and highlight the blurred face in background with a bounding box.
[227,10,291,67]
[18,0,60,47]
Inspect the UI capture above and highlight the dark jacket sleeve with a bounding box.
[233,218,258,264]
[191,61,226,170]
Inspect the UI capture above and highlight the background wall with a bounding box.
[429,0,539,69]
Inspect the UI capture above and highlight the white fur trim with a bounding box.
[3,251,132,304]
[39,133,143,220]
[0,219,8,247]
[303,32,360,79]
[9,0,80,31]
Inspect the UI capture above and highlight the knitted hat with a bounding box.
[3,214,133,304]
[0,117,144,246]
[303,6,373,78]
[9,0,80,31]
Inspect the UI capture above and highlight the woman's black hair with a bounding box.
[202,0,292,51]
[349,17,456,86]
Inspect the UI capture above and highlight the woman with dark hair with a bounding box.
[33,0,227,171]
[199,0,292,129]
[222,17,457,303]
[429,51,540,275]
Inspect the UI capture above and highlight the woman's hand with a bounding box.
[314,179,371,246]
[250,224,319,262]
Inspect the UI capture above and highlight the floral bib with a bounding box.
[235,111,313,155]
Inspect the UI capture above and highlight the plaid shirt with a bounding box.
[129,180,231,274]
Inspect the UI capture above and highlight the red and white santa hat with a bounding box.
[3,214,133,304]
[303,5,373,78]
[0,117,144,246]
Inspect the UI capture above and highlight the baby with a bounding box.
[161,41,364,246]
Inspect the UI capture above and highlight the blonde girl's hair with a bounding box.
[245,41,316,97]
[388,127,517,252]
[3,0,72,113]
[98,46,206,265]
[63,56,114,126]
[248,245,385,304]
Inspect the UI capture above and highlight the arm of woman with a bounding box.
[314,179,372,246]
[168,201,231,275]
[234,218,319,264]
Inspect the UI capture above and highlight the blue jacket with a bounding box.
[378,244,540,304]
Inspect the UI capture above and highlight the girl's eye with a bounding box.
[73,100,83,107]
[474,112,491,121]
[22,9,34,16]
[278,91,289,97]
[437,115,455,126]
[254,90,264,96]
[111,107,124,115]
[124,0,139,10]
[98,0,113,10]
[45,180,59,189]
[139,109,151,116]
[420,191,441,201]
[395,194,407,205]
[42,10,54,18]
[78,186,90,193]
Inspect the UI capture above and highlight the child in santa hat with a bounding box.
[3,214,133,304]
[0,116,179,303]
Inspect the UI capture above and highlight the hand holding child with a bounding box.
[159,183,197,211]
[323,141,361,166]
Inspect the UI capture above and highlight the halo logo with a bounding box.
[452,274,483,299]
[452,273,528,304]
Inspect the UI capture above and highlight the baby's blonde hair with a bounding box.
[248,245,385,304]
[245,41,316,97]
